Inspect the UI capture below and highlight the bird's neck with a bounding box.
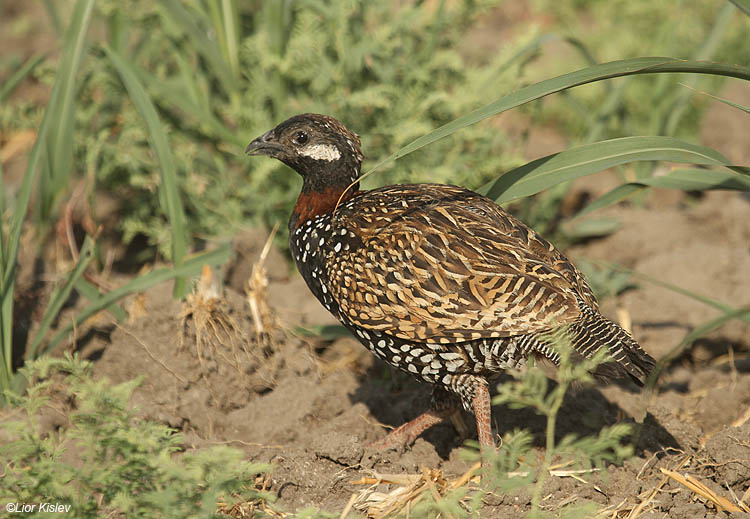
[290,182,360,230]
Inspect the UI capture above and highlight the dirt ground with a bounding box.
[41,185,743,518]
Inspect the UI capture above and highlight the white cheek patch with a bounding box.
[299,143,341,162]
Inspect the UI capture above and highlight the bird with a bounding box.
[245,113,655,452]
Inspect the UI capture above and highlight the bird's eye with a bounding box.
[293,131,308,145]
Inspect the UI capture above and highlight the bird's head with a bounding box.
[246,113,364,194]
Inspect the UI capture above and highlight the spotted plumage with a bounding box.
[246,113,655,451]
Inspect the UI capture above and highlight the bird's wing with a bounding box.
[326,184,593,343]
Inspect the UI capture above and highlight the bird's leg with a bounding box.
[470,378,495,450]
[370,387,460,450]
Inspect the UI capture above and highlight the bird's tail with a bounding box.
[565,305,655,386]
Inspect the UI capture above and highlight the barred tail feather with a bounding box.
[568,305,655,386]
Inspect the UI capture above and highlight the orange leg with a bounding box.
[472,380,495,450]
[371,386,461,450]
[370,408,448,450]
[371,381,496,451]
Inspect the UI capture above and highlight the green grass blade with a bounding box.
[26,236,95,360]
[362,57,750,179]
[575,168,750,218]
[135,63,241,146]
[661,4,734,136]
[42,244,231,356]
[0,4,99,309]
[0,146,10,391]
[574,184,647,219]
[0,156,5,376]
[680,83,750,114]
[74,278,128,321]
[104,46,188,297]
[41,0,63,35]
[561,217,622,240]
[0,62,66,397]
[42,0,95,214]
[477,136,733,203]
[728,0,750,15]
[0,54,45,103]
[157,0,237,95]
[207,0,241,80]
[590,260,750,325]
[639,168,750,190]
[646,307,750,388]
[0,283,11,397]
[711,96,750,113]
[3,135,46,287]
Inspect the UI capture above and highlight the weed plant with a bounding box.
[0,354,278,519]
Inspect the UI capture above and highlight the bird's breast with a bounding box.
[289,212,366,318]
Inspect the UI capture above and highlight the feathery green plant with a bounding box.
[488,341,633,518]
[0,354,276,518]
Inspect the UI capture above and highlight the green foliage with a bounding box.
[529,1,749,142]
[0,0,96,403]
[10,0,527,258]
[490,342,634,517]
[0,354,275,518]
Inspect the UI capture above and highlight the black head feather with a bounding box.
[246,113,363,193]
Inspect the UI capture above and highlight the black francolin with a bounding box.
[245,113,655,451]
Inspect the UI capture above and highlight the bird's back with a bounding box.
[317,183,653,383]
[326,184,592,339]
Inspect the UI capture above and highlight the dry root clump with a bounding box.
[180,229,284,399]
[180,264,250,372]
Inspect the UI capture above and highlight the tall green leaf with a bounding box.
[0,54,45,103]
[25,237,96,361]
[660,3,735,137]
[361,57,750,180]
[40,0,95,219]
[157,0,238,96]
[646,307,750,389]
[728,0,750,15]
[104,46,189,297]
[680,83,750,114]
[575,168,750,218]
[477,136,737,203]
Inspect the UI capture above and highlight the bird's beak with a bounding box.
[245,130,281,156]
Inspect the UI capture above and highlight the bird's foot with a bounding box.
[369,409,446,451]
